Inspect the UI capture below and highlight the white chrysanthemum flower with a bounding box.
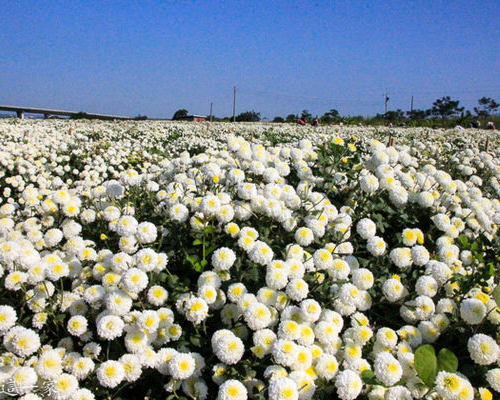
[249,241,274,266]
[122,267,149,294]
[390,247,412,268]
[137,310,160,333]
[313,248,333,270]
[366,236,386,256]
[315,353,339,380]
[335,369,363,400]
[397,227,415,246]
[244,302,271,330]
[213,332,244,365]
[414,295,435,320]
[96,360,125,388]
[7,366,37,395]
[314,321,341,345]
[147,285,168,306]
[224,222,240,238]
[356,218,376,240]
[382,278,405,302]
[266,267,289,290]
[105,290,133,315]
[11,328,40,357]
[351,268,374,290]
[36,348,63,379]
[44,228,64,246]
[410,245,430,266]
[200,195,221,217]
[360,174,379,193]
[0,305,17,331]
[415,275,438,297]
[376,327,398,348]
[291,345,312,371]
[435,371,464,399]
[168,352,196,380]
[212,247,236,271]
[294,227,314,246]
[51,372,79,399]
[136,222,157,243]
[97,315,124,340]
[197,284,218,305]
[299,299,321,323]
[169,203,189,222]
[67,315,88,337]
[71,388,96,400]
[218,379,248,400]
[268,377,298,400]
[417,191,434,207]
[486,368,500,392]
[374,352,402,386]
[71,356,95,381]
[286,279,309,302]
[460,298,486,324]
[467,333,499,365]
[327,258,350,280]
[185,297,209,325]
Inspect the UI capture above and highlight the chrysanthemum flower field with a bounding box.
[0,119,500,399]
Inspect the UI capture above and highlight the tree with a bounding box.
[235,110,261,122]
[273,116,285,122]
[300,110,312,122]
[474,97,499,117]
[320,108,340,124]
[406,109,428,120]
[430,96,464,119]
[285,114,297,123]
[383,109,406,121]
[172,109,188,120]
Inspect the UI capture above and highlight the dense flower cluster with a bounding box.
[0,119,499,399]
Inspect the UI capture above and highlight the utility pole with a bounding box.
[384,92,389,114]
[209,102,213,122]
[410,96,414,114]
[232,86,236,122]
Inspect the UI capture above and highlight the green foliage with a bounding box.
[172,109,189,120]
[235,110,261,122]
[414,345,438,387]
[415,345,459,388]
[430,96,464,119]
[437,348,459,373]
[474,97,499,117]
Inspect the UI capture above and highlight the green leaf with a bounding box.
[192,239,203,246]
[458,234,468,247]
[492,285,500,308]
[414,344,437,387]
[186,255,198,266]
[437,348,458,373]
[190,336,201,347]
[194,262,203,272]
[158,272,168,283]
[361,370,374,382]
[470,242,478,252]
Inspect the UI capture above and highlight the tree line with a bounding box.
[171,96,499,127]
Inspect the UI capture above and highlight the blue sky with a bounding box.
[1,0,499,119]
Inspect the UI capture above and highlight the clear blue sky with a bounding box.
[1,0,499,119]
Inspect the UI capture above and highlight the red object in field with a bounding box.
[297,119,306,125]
